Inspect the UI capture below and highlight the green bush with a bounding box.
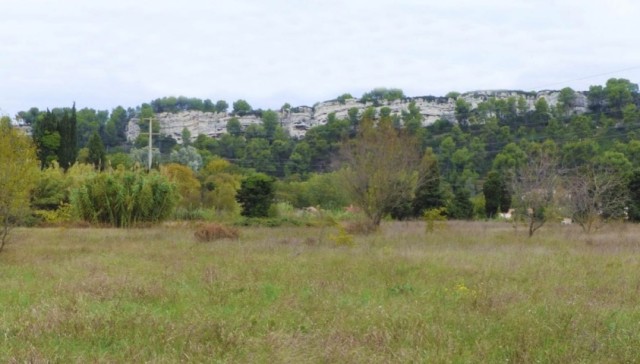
[72,170,177,227]
[275,172,350,210]
[236,173,274,218]
[423,207,447,233]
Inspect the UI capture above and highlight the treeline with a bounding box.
[12,79,640,230]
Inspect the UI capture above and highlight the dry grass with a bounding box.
[342,219,378,235]
[2,221,640,362]
[194,223,240,242]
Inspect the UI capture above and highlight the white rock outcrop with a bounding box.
[126,90,588,144]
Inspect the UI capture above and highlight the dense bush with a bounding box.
[160,163,201,210]
[72,169,177,227]
[275,172,349,210]
[236,173,274,218]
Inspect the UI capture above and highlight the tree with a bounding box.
[511,143,559,237]
[557,87,577,117]
[215,100,229,113]
[454,98,472,129]
[411,148,444,216]
[170,146,203,172]
[32,109,60,168]
[76,107,108,147]
[236,173,274,217]
[199,158,242,215]
[102,106,129,147]
[129,147,161,169]
[338,116,432,226]
[587,85,606,114]
[447,185,474,220]
[286,141,313,177]
[492,142,526,180]
[0,123,39,251]
[243,138,275,174]
[56,104,77,171]
[533,97,551,126]
[361,88,405,103]
[218,133,246,160]
[261,110,279,142]
[203,99,215,112]
[563,164,629,233]
[402,101,424,136]
[336,93,353,104]
[604,78,638,117]
[483,170,511,218]
[181,127,192,146]
[160,163,202,210]
[86,131,106,170]
[226,117,243,136]
[232,99,252,115]
[627,170,640,222]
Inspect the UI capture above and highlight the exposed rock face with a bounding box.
[126,90,588,144]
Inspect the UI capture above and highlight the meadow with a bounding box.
[2,221,640,363]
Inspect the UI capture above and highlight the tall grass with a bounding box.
[1,221,640,362]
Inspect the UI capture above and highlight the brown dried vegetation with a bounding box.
[194,223,240,242]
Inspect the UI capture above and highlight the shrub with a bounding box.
[160,163,201,210]
[72,170,177,227]
[33,203,74,226]
[173,207,215,221]
[233,216,306,227]
[194,223,239,242]
[423,207,447,233]
[330,226,355,247]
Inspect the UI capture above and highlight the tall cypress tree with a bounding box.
[87,131,106,170]
[57,103,78,170]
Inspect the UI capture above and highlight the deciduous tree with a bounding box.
[338,116,432,226]
[511,143,559,237]
[563,164,629,233]
[0,122,39,251]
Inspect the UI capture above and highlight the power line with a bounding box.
[526,66,640,91]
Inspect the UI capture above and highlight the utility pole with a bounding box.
[140,118,160,171]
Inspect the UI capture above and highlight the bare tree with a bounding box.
[511,145,559,237]
[563,165,629,233]
[338,118,433,227]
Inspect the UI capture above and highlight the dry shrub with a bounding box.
[194,223,239,242]
[343,220,377,235]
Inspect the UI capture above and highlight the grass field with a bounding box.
[2,221,640,363]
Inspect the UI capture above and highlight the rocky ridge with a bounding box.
[126,90,588,144]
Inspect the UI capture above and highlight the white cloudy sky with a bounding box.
[1,0,639,116]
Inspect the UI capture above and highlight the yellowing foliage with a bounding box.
[200,157,242,215]
[0,123,39,249]
[161,163,201,209]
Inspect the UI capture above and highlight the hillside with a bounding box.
[126,90,588,144]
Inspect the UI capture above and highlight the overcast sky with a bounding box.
[1,0,639,117]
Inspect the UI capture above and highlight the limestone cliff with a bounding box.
[126,90,588,144]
